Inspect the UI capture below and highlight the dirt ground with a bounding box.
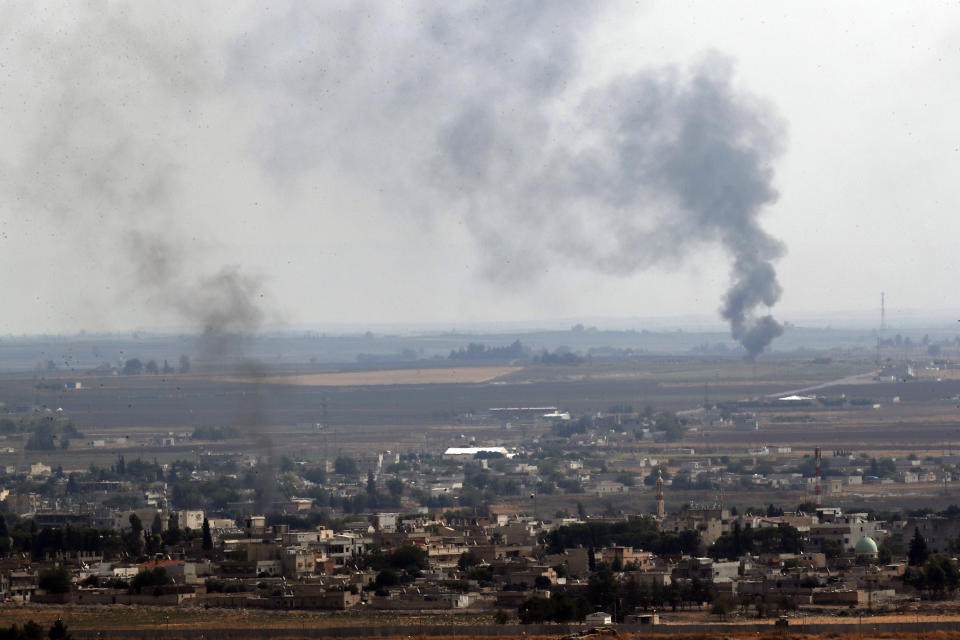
[4,605,960,640]
[0,604,499,630]
[224,366,522,387]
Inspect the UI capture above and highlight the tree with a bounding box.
[386,477,404,498]
[178,355,191,373]
[876,458,897,478]
[0,514,10,554]
[577,501,588,520]
[21,621,44,640]
[709,524,802,560]
[125,514,145,558]
[732,521,743,557]
[615,471,636,487]
[644,466,670,486]
[796,501,817,514]
[25,423,57,450]
[909,528,930,566]
[457,551,479,571]
[821,539,843,560]
[47,619,70,640]
[518,593,588,623]
[386,544,427,574]
[122,358,143,375]
[375,569,399,587]
[878,544,893,565]
[878,536,902,564]
[162,359,174,374]
[202,518,213,551]
[905,555,960,599]
[655,411,686,441]
[710,596,734,621]
[366,471,377,497]
[151,513,163,536]
[129,567,171,594]
[38,567,71,594]
[334,456,358,476]
[145,360,159,374]
[586,564,620,612]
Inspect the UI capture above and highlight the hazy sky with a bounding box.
[1,1,959,336]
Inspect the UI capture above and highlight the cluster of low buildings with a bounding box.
[0,501,955,616]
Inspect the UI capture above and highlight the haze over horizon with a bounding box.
[2,2,959,346]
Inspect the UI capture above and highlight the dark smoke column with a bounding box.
[614,58,788,360]
[428,52,788,358]
[722,256,783,360]
[234,7,788,357]
[444,56,788,358]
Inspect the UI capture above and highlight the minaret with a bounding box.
[655,468,665,520]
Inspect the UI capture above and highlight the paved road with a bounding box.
[766,369,878,398]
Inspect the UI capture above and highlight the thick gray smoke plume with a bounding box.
[2,5,275,503]
[4,3,787,362]
[553,58,787,359]
[433,58,786,360]
[3,5,268,342]
[236,4,787,357]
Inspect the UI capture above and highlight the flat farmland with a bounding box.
[0,362,865,431]
[0,356,919,464]
[697,378,960,451]
[224,366,521,386]
[6,604,960,640]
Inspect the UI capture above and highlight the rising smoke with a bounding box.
[432,56,786,358]
[235,4,788,358]
[4,2,788,366]
[2,5,276,504]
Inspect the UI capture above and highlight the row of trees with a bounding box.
[121,355,190,375]
[549,409,686,442]
[708,522,803,559]
[0,512,205,561]
[544,519,702,558]
[0,619,70,640]
[48,564,174,596]
[364,544,428,588]
[519,568,717,623]
[904,555,960,598]
[0,416,82,451]
[448,340,524,361]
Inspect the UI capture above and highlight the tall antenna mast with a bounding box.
[880,292,886,332]
[655,468,665,520]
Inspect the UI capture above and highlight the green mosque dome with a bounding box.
[854,536,878,555]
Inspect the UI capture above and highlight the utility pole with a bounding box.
[814,447,822,509]
[656,468,665,520]
[881,292,886,332]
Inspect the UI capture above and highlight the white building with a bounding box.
[585,612,612,625]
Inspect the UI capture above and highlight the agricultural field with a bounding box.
[226,366,522,387]
[3,349,960,482]
[4,604,960,639]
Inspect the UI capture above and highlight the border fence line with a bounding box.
[68,619,960,639]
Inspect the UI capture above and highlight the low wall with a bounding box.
[67,619,960,639]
